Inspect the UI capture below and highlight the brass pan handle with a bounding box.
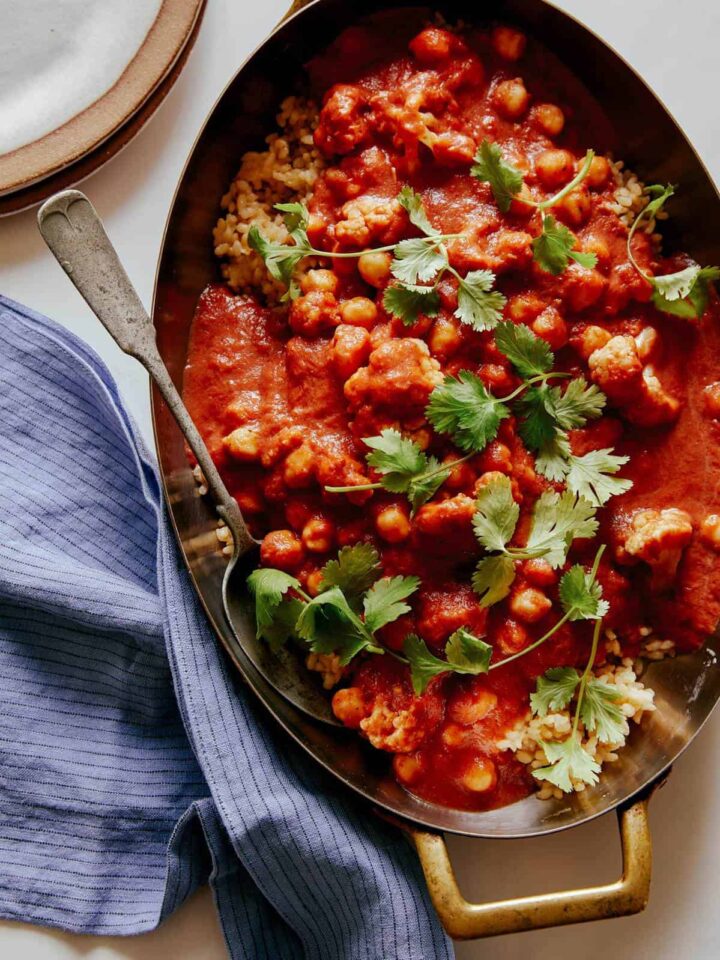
[407,785,657,940]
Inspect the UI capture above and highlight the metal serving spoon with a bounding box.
[38,189,340,726]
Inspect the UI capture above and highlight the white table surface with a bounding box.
[1,1,718,957]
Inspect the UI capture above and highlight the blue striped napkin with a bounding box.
[0,295,452,960]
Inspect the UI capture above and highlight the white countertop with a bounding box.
[1,1,718,957]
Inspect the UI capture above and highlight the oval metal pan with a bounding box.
[151,0,720,838]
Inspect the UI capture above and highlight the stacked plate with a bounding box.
[0,0,205,215]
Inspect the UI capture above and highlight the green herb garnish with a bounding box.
[626,184,720,319]
[471,142,598,275]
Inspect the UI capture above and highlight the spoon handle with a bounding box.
[37,189,254,557]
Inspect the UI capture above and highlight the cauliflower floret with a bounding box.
[616,508,694,589]
[306,652,345,689]
[315,84,369,156]
[335,194,405,248]
[588,335,680,426]
[359,696,441,753]
[344,338,443,414]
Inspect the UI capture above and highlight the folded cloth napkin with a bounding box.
[0,295,453,960]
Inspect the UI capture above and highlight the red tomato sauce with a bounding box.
[183,20,720,811]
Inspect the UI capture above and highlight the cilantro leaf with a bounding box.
[471,139,525,213]
[523,490,598,568]
[383,284,441,326]
[532,215,597,276]
[365,429,426,489]
[398,185,440,237]
[472,474,520,552]
[261,598,304,653]
[319,544,381,611]
[534,431,572,483]
[391,239,447,284]
[363,575,420,633]
[652,264,701,302]
[364,429,449,511]
[533,734,601,792]
[445,627,493,674]
[643,183,675,220]
[652,265,720,319]
[472,553,517,607]
[558,564,609,621]
[566,449,632,507]
[494,320,553,378]
[407,456,451,512]
[247,568,301,639]
[403,629,492,694]
[295,586,374,665]
[247,226,310,297]
[274,201,310,235]
[530,667,581,717]
[580,679,626,743]
[426,371,510,453]
[550,378,606,429]
[517,385,559,451]
[455,270,507,331]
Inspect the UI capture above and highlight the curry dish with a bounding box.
[183,17,720,811]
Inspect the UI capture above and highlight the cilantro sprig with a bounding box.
[530,590,624,792]
[325,428,452,513]
[250,190,507,330]
[404,629,493,694]
[248,544,419,665]
[327,323,629,512]
[471,141,598,275]
[471,475,600,606]
[625,184,720,318]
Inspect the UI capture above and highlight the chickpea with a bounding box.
[409,26,453,65]
[442,454,475,492]
[553,186,592,227]
[462,757,498,793]
[522,558,557,588]
[283,443,315,489]
[586,155,611,189]
[509,586,552,624]
[428,316,462,359]
[496,619,528,654]
[449,690,498,725]
[223,425,260,462]
[331,324,372,380]
[532,103,565,137]
[302,518,336,554]
[336,519,367,546]
[260,529,305,571]
[442,723,467,748]
[305,569,324,597]
[340,296,378,329]
[474,469,511,493]
[534,149,575,189]
[582,235,611,271]
[576,324,612,360]
[375,504,412,543]
[700,515,720,551]
[478,441,513,475]
[506,292,545,323]
[703,382,720,418]
[358,251,392,288]
[508,182,536,219]
[332,687,367,727]
[393,753,425,785]
[491,25,527,61]
[301,268,339,295]
[492,78,530,120]
[531,306,568,350]
[236,489,264,514]
[433,131,477,167]
[479,362,515,395]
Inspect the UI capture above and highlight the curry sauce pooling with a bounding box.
[184,19,720,811]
